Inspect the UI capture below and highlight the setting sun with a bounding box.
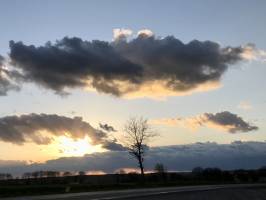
[56,136,104,157]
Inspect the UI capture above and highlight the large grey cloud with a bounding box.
[1,141,266,176]
[152,111,258,133]
[9,38,142,96]
[8,32,252,98]
[0,113,124,150]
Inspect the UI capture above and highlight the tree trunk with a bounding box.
[138,156,145,183]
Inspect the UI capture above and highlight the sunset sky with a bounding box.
[0,0,266,174]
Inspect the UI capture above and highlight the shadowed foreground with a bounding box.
[121,187,266,200]
[4,184,266,200]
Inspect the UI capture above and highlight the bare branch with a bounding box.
[123,116,157,177]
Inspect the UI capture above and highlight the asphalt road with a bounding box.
[4,184,266,200]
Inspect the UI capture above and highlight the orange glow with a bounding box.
[55,136,104,157]
[85,79,221,100]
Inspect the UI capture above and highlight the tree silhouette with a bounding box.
[22,172,32,179]
[154,163,167,174]
[0,173,13,180]
[63,171,72,176]
[124,117,157,180]
[78,171,85,176]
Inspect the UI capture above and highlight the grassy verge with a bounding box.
[0,181,237,198]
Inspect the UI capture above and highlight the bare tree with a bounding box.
[124,117,157,179]
[22,172,32,179]
[154,163,167,174]
[78,171,85,176]
[63,171,72,177]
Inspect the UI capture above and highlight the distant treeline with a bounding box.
[1,166,266,185]
[21,171,85,179]
[1,167,266,198]
[0,173,12,180]
[0,170,86,180]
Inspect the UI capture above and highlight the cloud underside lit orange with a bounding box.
[152,117,237,132]
[86,79,221,99]
[151,111,258,133]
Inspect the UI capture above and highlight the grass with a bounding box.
[0,181,237,198]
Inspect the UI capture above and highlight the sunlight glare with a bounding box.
[56,136,103,157]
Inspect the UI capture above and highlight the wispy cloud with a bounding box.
[240,44,266,62]
[238,101,253,110]
[152,111,258,133]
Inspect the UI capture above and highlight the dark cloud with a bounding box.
[0,55,20,95]
[8,33,251,98]
[1,141,266,176]
[0,55,4,66]
[153,111,258,133]
[9,38,142,96]
[204,111,258,133]
[99,123,117,132]
[0,113,124,150]
[102,140,126,151]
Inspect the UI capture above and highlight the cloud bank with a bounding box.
[152,111,258,133]
[0,113,124,150]
[7,29,257,98]
[1,141,266,176]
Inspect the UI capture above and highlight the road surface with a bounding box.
[4,184,266,200]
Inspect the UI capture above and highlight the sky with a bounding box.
[0,0,266,174]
